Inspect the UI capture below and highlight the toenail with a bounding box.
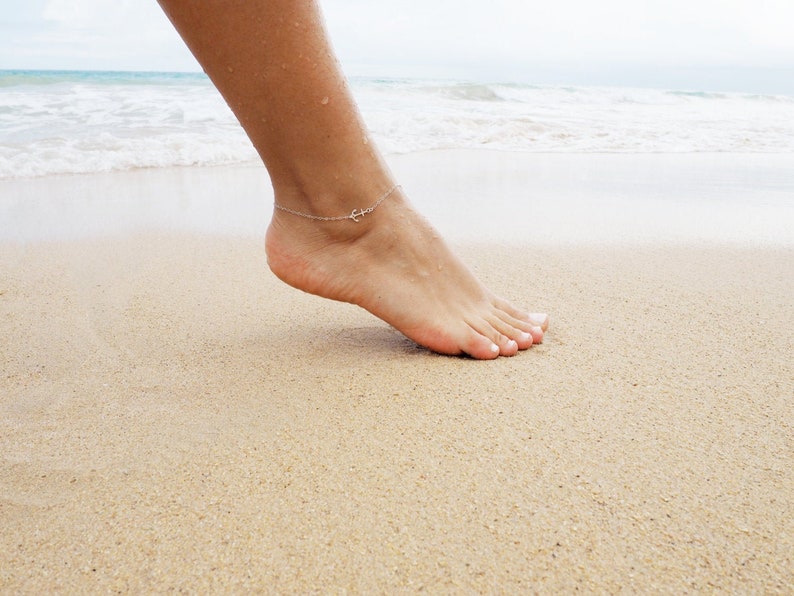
[508,340,518,350]
[520,331,532,342]
[529,313,547,325]
[490,343,499,353]
[531,326,543,336]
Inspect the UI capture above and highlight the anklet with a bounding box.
[274,184,400,223]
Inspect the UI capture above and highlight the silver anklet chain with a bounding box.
[274,184,400,223]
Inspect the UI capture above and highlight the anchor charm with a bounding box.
[274,184,399,223]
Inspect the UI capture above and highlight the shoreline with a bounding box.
[2,149,793,245]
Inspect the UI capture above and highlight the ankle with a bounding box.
[274,183,400,224]
[270,167,396,219]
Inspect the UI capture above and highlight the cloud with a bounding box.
[2,0,197,71]
[323,0,794,75]
[1,0,792,90]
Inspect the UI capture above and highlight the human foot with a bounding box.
[265,187,548,359]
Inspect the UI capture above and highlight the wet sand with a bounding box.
[1,152,793,592]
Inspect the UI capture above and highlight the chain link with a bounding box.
[274,184,400,222]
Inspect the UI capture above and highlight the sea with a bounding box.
[1,69,794,179]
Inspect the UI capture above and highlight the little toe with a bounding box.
[494,297,532,322]
[529,313,550,332]
[494,299,550,333]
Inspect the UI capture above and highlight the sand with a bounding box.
[1,152,793,592]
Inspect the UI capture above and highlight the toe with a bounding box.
[462,330,502,360]
[493,334,519,357]
[494,298,549,333]
[488,313,534,350]
[502,338,519,356]
[494,297,531,322]
[529,313,550,332]
[469,318,518,357]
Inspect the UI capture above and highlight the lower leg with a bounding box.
[157,0,390,210]
[158,0,548,358]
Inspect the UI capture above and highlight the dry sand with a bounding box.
[1,154,793,592]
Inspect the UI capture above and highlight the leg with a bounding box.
[157,0,548,359]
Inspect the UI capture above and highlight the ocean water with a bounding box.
[1,69,794,179]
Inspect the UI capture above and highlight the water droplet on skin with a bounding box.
[321,97,329,105]
[227,66,234,73]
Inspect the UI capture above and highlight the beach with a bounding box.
[1,151,793,592]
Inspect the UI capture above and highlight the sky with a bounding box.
[2,0,794,94]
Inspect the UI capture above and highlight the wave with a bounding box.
[432,83,505,102]
[2,70,793,178]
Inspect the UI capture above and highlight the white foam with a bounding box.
[1,71,794,179]
[357,80,794,154]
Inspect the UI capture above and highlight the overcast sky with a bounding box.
[2,0,793,93]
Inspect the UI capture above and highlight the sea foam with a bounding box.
[1,70,793,178]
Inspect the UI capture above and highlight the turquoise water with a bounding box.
[0,69,210,86]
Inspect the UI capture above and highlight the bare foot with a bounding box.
[265,187,548,359]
